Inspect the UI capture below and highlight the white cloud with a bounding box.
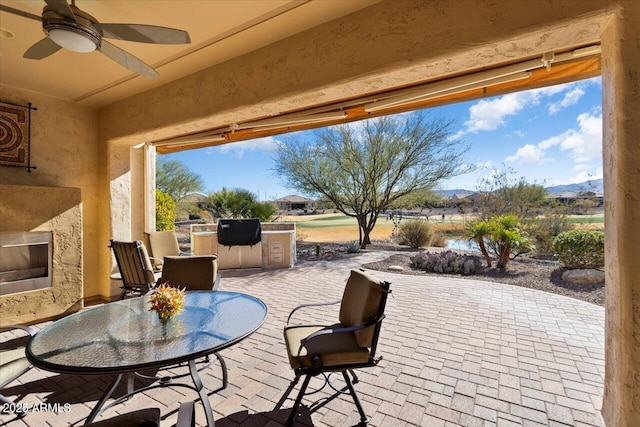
[539,108,602,163]
[464,92,531,133]
[217,136,278,158]
[528,83,570,98]
[505,144,551,164]
[448,129,466,141]
[548,87,585,115]
[456,78,600,138]
[566,165,603,184]
[505,108,602,169]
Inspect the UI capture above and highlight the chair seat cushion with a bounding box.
[284,324,371,370]
[0,348,30,385]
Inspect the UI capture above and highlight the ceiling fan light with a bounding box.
[48,28,97,52]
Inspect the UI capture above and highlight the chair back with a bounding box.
[110,240,157,292]
[339,269,391,349]
[147,230,181,259]
[160,256,219,291]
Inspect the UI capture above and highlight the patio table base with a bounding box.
[84,353,227,427]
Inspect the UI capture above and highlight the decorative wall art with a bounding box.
[0,101,37,171]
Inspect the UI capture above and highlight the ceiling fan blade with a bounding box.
[44,0,75,20]
[98,23,191,44]
[98,39,159,79]
[0,4,42,21]
[24,38,62,60]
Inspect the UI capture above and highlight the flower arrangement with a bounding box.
[149,283,185,323]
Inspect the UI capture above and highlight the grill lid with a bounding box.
[217,218,262,246]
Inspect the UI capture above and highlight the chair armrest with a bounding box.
[286,300,341,325]
[296,315,386,357]
[0,324,37,337]
[177,401,195,427]
[149,256,164,271]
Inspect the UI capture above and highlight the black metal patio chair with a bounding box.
[280,269,392,425]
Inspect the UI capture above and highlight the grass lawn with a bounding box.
[293,214,357,228]
[567,215,604,224]
[280,212,604,243]
[283,213,394,242]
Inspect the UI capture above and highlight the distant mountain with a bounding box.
[436,189,474,197]
[545,179,603,194]
[437,178,603,197]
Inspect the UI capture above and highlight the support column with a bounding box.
[107,142,132,299]
[130,145,146,241]
[601,1,640,426]
[144,144,157,233]
[109,143,133,243]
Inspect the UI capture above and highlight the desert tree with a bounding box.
[475,166,547,222]
[156,157,204,201]
[273,113,470,248]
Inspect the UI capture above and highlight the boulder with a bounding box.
[561,269,605,285]
[388,265,405,272]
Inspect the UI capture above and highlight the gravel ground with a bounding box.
[297,241,605,307]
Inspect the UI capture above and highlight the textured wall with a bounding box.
[0,185,82,323]
[99,0,611,146]
[0,85,106,300]
[602,2,640,426]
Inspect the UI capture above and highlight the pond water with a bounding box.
[445,238,479,252]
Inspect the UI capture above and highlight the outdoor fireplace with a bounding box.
[0,231,52,295]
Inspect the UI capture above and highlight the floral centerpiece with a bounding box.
[149,283,185,323]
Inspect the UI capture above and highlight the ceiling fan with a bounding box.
[0,0,191,78]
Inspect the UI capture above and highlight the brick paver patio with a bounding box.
[1,251,605,426]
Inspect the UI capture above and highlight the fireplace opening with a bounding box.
[0,231,52,295]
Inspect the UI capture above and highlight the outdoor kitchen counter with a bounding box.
[191,228,295,269]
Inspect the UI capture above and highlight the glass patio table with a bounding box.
[26,290,267,426]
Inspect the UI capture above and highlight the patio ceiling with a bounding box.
[1,1,606,155]
[0,0,380,108]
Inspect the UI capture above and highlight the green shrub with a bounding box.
[250,201,277,222]
[156,190,176,231]
[398,219,433,248]
[552,229,605,268]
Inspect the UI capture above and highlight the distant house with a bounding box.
[181,192,208,209]
[274,195,316,211]
[450,192,483,205]
[547,191,604,206]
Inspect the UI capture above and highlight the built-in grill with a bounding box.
[216,218,262,247]
[0,231,52,295]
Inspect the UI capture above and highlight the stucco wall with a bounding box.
[0,185,83,323]
[98,0,613,146]
[0,85,106,301]
[601,2,640,426]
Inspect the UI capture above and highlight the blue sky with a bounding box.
[160,76,602,201]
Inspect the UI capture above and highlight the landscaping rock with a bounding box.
[388,265,405,272]
[561,269,605,285]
